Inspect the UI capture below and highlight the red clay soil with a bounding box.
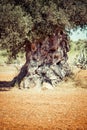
[0,68,87,130]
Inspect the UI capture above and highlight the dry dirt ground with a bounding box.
[0,65,87,130]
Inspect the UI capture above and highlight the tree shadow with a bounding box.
[0,81,14,92]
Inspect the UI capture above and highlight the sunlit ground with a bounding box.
[0,64,87,130]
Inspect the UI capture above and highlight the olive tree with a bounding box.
[0,0,87,88]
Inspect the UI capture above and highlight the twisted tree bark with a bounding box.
[0,29,71,89]
[20,30,70,89]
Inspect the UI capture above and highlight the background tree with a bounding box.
[72,40,87,68]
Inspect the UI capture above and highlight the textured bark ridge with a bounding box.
[21,30,70,89]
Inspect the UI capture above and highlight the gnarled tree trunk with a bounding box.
[19,30,70,89]
[0,29,71,89]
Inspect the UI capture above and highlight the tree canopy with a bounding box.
[0,0,87,58]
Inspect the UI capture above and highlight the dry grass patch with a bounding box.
[74,70,87,88]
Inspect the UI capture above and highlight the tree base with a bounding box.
[20,60,71,89]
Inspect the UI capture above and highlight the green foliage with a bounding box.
[75,40,87,51]
[0,2,33,58]
[69,40,87,62]
[0,0,87,58]
[0,50,8,64]
[73,40,87,69]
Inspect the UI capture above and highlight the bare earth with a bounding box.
[0,66,87,130]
